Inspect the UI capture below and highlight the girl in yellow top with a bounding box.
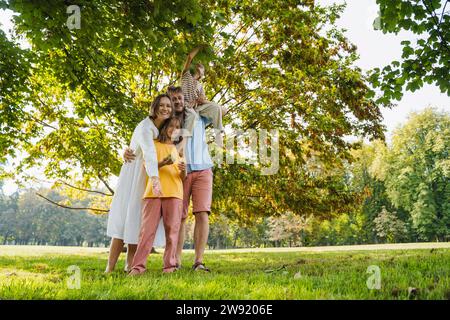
[129,117,186,274]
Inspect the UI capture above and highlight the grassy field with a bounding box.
[0,244,449,300]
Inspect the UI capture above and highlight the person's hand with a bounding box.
[186,101,196,109]
[178,161,187,179]
[196,96,208,105]
[158,155,174,168]
[189,45,206,56]
[150,176,163,197]
[123,147,136,163]
[190,47,201,55]
[177,161,186,173]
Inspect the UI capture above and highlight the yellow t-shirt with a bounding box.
[143,141,184,200]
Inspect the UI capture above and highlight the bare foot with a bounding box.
[163,268,177,274]
[104,266,114,274]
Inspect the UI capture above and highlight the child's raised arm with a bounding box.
[181,46,203,76]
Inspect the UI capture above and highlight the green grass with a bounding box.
[0,247,449,299]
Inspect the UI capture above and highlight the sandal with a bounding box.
[128,269,144,276]
[192,262,210,272]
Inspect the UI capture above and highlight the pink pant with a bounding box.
[131,198,182,273]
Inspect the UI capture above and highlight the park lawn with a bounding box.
[0,247,449,300]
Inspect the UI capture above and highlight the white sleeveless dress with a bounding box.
[107,117,165,247]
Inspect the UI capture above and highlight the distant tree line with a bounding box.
[0,189,109,247]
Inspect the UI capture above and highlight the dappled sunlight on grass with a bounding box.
[0,267,55,281]
[0,247,449,299]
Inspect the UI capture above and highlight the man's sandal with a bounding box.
[192,262,210,272]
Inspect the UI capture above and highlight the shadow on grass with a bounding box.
[0,249,449,299]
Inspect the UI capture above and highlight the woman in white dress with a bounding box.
[105,94,174,273]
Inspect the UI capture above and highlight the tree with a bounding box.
[0,189,19,244]
[373,206,409,243]
[0,28,32,163]
[0,187,109,246]
[208,214,232,249]
[370,0,450,104]
[267,212,310,247]
[348,141,406,242]
[303,212,365,246]
[1,0,384,221]
[1,0,217,192]
[373,108,450,241]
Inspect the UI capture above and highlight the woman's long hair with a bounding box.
[149,93,174,120]
[157,116,183,145]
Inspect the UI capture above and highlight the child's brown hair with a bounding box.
[189,63,205,77]
[157,117,183,144]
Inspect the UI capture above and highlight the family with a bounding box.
[105,47,226,274]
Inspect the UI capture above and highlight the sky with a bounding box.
[1,0,449,195]
[317,0,449,135]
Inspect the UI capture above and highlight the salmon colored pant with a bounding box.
[131,197,183,273]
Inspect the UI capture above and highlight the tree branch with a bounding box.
[210,86,225,101]
[422,0,450,53]
[439,0,448,24]
[225,94,252,116]
[213,21,249,56]
[27,176,113,197]
[36,193,109,213]
[57,179,113,196]
[26,114,58,131]
[24,97,60,130]
[98,174,115,195]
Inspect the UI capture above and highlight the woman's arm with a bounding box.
[137,123,162,196]
[138,127,158,177]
